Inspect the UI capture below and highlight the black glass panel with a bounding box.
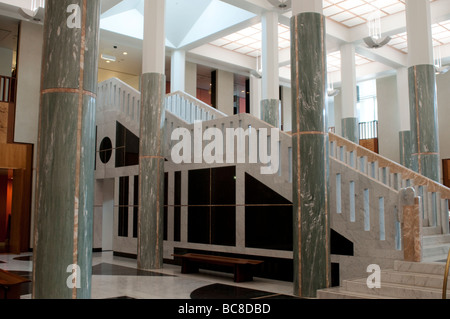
[119,176,129,206]
[133,176,139,238]
[211,167,236,205]
[211,206,235,246]
[245,206,292,251]
[245,173,291,205]
[188,169,210,205]
[125,129,139,166]
[188,206,210,244]
[174,171,181,242]
[330,229,354,256]
[116,121,139,167]
[164,173,168,241]
[119,206,129,238]
[118,176,129,237]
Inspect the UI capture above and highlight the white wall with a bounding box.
[185,61,197,97]
[281,85,292,132]
[333,92,342,136]
[14,20,43,248]
[377,76,400,164]
[216,69,234,116]
[0,47,13,77]
[437,69,450,165]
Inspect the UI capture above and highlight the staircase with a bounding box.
[319,134,450,299]
[97,78,450,298]
[318,260,450,299]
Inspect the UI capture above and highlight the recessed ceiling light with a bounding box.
[123,52,128,55]
[101,53,116,62]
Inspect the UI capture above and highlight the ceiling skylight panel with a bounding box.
[338,0,366,10]
[381,3,405,14]
[349,3,377,15]
[331,11,356,22]
[223,33,242,42]
[342,17,366,27]
[324,5,344,16]
[370,0,401,10]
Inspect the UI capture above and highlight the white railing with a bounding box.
[330,132,450,236]
[97,78,141,124]
[163,111,293,190]
[165,91,227,124]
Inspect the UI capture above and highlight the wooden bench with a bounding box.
[0,269,31,299]
[172,253,264,283]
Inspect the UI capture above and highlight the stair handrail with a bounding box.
[329,132,450,199]
[166,91,227,121]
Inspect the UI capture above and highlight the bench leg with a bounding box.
[234,265,253,283]
[181,259,199,274]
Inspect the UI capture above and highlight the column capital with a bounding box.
[405,0,433,67]
[143,0,166,74]
[292,0,323,15]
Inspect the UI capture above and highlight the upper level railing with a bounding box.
[97,77,141,124]
[359,120,378,140]
[166,91,227,124]
[0,76,15,103]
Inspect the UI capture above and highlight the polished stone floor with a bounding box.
[0,251,297,299]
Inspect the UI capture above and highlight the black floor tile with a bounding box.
[190,283,299,300]
[92,263,174,277]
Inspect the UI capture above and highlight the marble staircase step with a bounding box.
[381,270,447,290]
[423,234,450,246]
[394,260,446,275]
[423,243,450,258]
[423,227,442,236]
[343,278,450,299]
[316,287,394,299]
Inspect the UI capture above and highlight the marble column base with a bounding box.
[399,131,412,169]
[408,64,440,182]
[291,11,330,298]
[261,99,279,128]
[138,72,166,270]
[341,117,359,144]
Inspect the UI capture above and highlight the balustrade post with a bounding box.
[399,187,423,262]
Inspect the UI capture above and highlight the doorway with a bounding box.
[101,178,115,252]
[0,169,13,252]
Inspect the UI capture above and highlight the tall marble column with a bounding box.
[32,0,100,299]
[397,68,412,169]
[291,0,331,298]
[261,11,280,128]
[340,43,359,143]
[138,0,166,270]
[406,0,440,182]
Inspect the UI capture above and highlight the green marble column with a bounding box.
[408,65,440,182]
[32,0,100,299]
[137,73,166,270]
[261,98,279,128]
[342,117,359,144]
[291,12,331,298]
[399,130,413,169]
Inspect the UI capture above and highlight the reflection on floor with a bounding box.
[0,251,296,299]
[191,283,299,299]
